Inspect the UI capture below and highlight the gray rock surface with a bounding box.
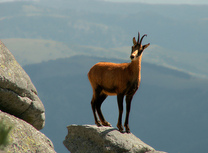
[64,124,157,153]
[0,110,56,153]
[0,41,45,130]
[146,151,167,153]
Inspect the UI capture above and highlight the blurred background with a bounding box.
[1,0,208,152]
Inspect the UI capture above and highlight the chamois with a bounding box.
[88,32,150,133]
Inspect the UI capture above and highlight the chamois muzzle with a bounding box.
[130,50,140,60]
[130,55,134,60]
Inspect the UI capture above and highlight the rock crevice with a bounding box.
[0,40,45,130]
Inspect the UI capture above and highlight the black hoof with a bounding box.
[102,121,112,127]
[95,121,102,127]
[117,126,124,133]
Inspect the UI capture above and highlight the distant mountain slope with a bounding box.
[24,55,208,153]
[3,38,208,78]
[2,38,74,65]
[1,1,208,77]
[1,1,208,52]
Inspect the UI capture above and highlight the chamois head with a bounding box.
[130,32,150,60]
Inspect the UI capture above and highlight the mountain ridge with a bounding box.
[3,38,208,78]
[23,55,193,80]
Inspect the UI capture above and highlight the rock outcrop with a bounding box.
[0,40,45,130]
[64,124,166,153]
[0,110,56,153]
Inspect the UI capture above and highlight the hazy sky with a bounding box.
[105,0,208,5]
[0,0,207,4]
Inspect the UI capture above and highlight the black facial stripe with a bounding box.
[137,50,143,56]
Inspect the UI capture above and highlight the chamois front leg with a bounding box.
[117,94,124,132]
[124,95,133,133]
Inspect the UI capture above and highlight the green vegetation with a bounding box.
[0,121,12,150]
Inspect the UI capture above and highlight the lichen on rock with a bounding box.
[0,110,56,153]
[0,41,45,130]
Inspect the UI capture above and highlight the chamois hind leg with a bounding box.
[124,95,133,133]
[91,88,102,127]
[96,93,111,127]
[117,94,124,132]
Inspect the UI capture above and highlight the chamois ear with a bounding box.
[142,43,150,50]
[133,37,137,46]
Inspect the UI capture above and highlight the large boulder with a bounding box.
[64,124,166,153]
[0,110,56,153]
[0,40,45,130]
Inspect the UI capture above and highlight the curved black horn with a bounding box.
[137,32,140,44]
[139,34,147,45]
